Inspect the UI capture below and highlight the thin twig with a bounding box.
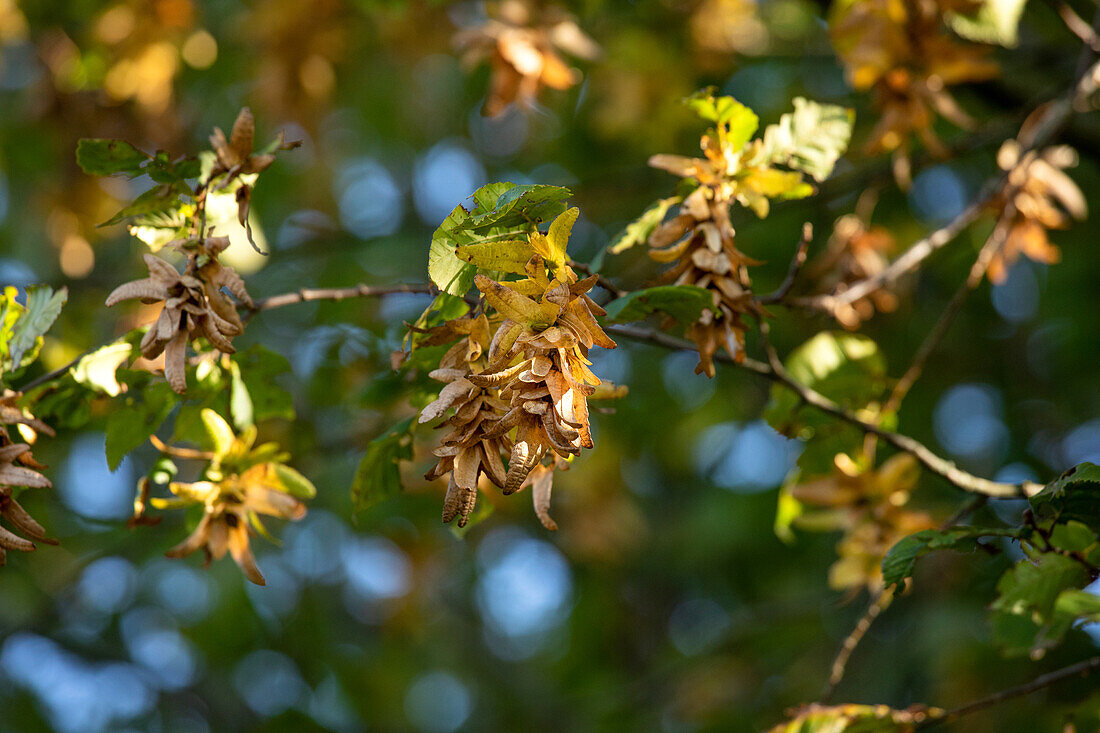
[793,53,1100,318]
[249,282,435,311]
[756,223,813,305]
[881,210,1013,417]
[569,260,627,299]
[820,588,893,702]
[788,192,992,314]
[18,353,86,393]
[917,656,1100,728]
[16,284,434,393]
[1047,0,1100,51]
[605,323,1042,498]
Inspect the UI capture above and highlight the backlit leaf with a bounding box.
[750,98,854,182]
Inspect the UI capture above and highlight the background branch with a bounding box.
[605,323,1042,498]
[917,656,1100,728]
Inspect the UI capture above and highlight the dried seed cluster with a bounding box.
[987,140,1087,284]
[830,0,997,177]
[453,0,599,117]
[647,129,781,376]
[0,391,57,565]
[787,452,935,590]
[418,253,616,529]
[145,411,312,586]
[164,463,306,586]
[808,215,899,329]
[105,236,252,393]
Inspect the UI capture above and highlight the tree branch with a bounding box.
[917,656,1100,728]
[791,52,1100,318]
[605,323,1042,498]
[248,282,434,311]
[569,259,627,299]
[821,588,893,702]
[756,223,813,305]
[881,211,1012,417]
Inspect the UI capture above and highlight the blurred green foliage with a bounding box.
[2,1,1100,732]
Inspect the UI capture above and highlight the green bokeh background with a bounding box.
[2,0,1100,731]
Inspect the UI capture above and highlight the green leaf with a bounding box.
[685,90,759,149]
[76,138,149,177]
[947,0,1027,47]
[1054,589,1100,621]
[764,332,887,473]
[604,285,713,324]
[228,360,254,431]
[608,197,681,255]
[991,552,1090,656]
[104,381,177,471]
[881,527,990,588]
[100,183,188,227]
[144,151,201,184]
[429,199,501,296]
[351,417,415,513]
[70,342,133,397]
[750,98,854,182]
[201,408,236,461]
[1050,520,1099,554]
[272,464,317,499]
[774,487,803,545]
[0,285,68,376]
[428,182,573,295]
[1030,462,1100,534]
[467,184,572,231]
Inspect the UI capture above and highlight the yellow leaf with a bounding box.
[544,207,579,273]
[738,168,808,197]
[455,240,538,275]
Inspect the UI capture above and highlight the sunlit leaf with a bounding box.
[0,285,68,376]
[229,360,254,431]
[764,332,888,474]
[947,0,1028,48]
[455,240,538,275]
[70,342,133,397]
[608,197,681,255]
[750,98,854,182]
[201,408,236,461]
[272,464,317,499]
[765,703,939,732]
[685,88,759,149]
